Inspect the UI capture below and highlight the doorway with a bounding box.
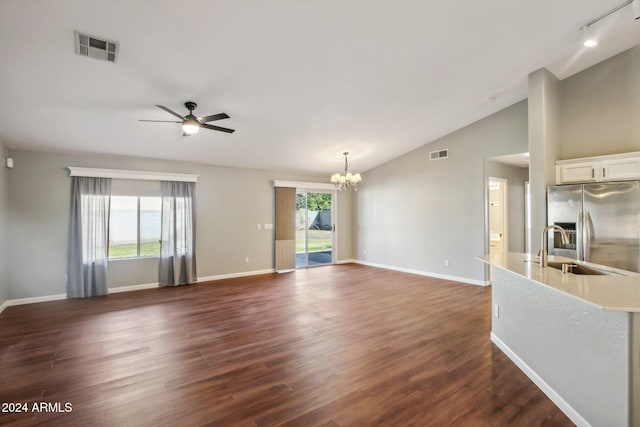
[296,191,334,268]
[488,177,508,259]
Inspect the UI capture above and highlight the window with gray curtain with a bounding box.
[67,177,111,298]
[159,181,196,286]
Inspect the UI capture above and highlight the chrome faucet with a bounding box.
[540,225,570,267]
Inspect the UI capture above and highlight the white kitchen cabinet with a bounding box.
[557,162,597,183]
[601,157,640,181]
[556,152,640,184]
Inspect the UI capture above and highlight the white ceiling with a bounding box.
[0,1,639,175]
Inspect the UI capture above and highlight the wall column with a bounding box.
[528,68,561,253]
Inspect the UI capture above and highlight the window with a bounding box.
[109,196,161,259]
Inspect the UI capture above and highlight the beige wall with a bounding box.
[0,140,8,306]
[355,101,528,283]
[6,149,348,299]
[560,45,640,159]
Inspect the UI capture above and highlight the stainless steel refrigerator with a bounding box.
[547,182,640,273]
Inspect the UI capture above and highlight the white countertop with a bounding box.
[478,252,640,312]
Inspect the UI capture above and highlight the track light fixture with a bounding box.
[580,0,638,47]
[582,26,597,47]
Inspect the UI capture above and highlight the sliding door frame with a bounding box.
[273,181,338,268]
[296,189,336,268]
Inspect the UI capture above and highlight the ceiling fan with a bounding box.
[139,101,234,136]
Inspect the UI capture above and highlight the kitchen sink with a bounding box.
[545,261,620,276]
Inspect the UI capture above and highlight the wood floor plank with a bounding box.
[0,264,573,426]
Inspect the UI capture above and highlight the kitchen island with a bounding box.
[479,252,640,427]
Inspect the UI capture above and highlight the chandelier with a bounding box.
[330,152,362,191]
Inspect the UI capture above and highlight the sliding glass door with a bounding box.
[296,191,333,268]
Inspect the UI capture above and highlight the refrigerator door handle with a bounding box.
[584,210,592,262]
[577,209,583,260]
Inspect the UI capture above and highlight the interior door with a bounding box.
[295,191,333,268]
[488,178,507,258]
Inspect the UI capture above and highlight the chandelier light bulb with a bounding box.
[330,152,362,191]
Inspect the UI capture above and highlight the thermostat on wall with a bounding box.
[6,157,13,169]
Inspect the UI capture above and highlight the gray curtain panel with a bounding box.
[159,181,197,286]
[67,176,111,298]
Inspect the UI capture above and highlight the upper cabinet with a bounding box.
[601,157,640,181]
[557,161,598,183]
[556,152,640,184]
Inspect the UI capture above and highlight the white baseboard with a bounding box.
[3,293,67,308]
[354,260,489,286]
[0,263,481,311]
[109,282,159,293]
[112,269,276,292]
[490,333,590,427]
[197,268,274,282]
[0,269,276,310]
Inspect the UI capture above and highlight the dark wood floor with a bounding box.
[0,264,573,426]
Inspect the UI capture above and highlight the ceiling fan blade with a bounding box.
[156,105,184,120]
[139,120,182,123]
[200,113,230,123]
[201,123,235,133]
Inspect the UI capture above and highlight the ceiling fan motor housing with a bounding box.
[140,102,234,134]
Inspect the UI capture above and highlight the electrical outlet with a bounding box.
[264,224,273,229]
[245,257,249,264]
[444,259,450,266]
[494,304,500,318]
[257,224,262,230]
[363,249,367,255]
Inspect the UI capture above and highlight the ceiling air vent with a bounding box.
[74,31,118,63]
[429,149,449,160]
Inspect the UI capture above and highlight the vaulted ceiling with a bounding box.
[0,1,639,175]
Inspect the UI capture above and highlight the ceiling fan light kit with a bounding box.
[182,119,200,135]
[139,101,234,136]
